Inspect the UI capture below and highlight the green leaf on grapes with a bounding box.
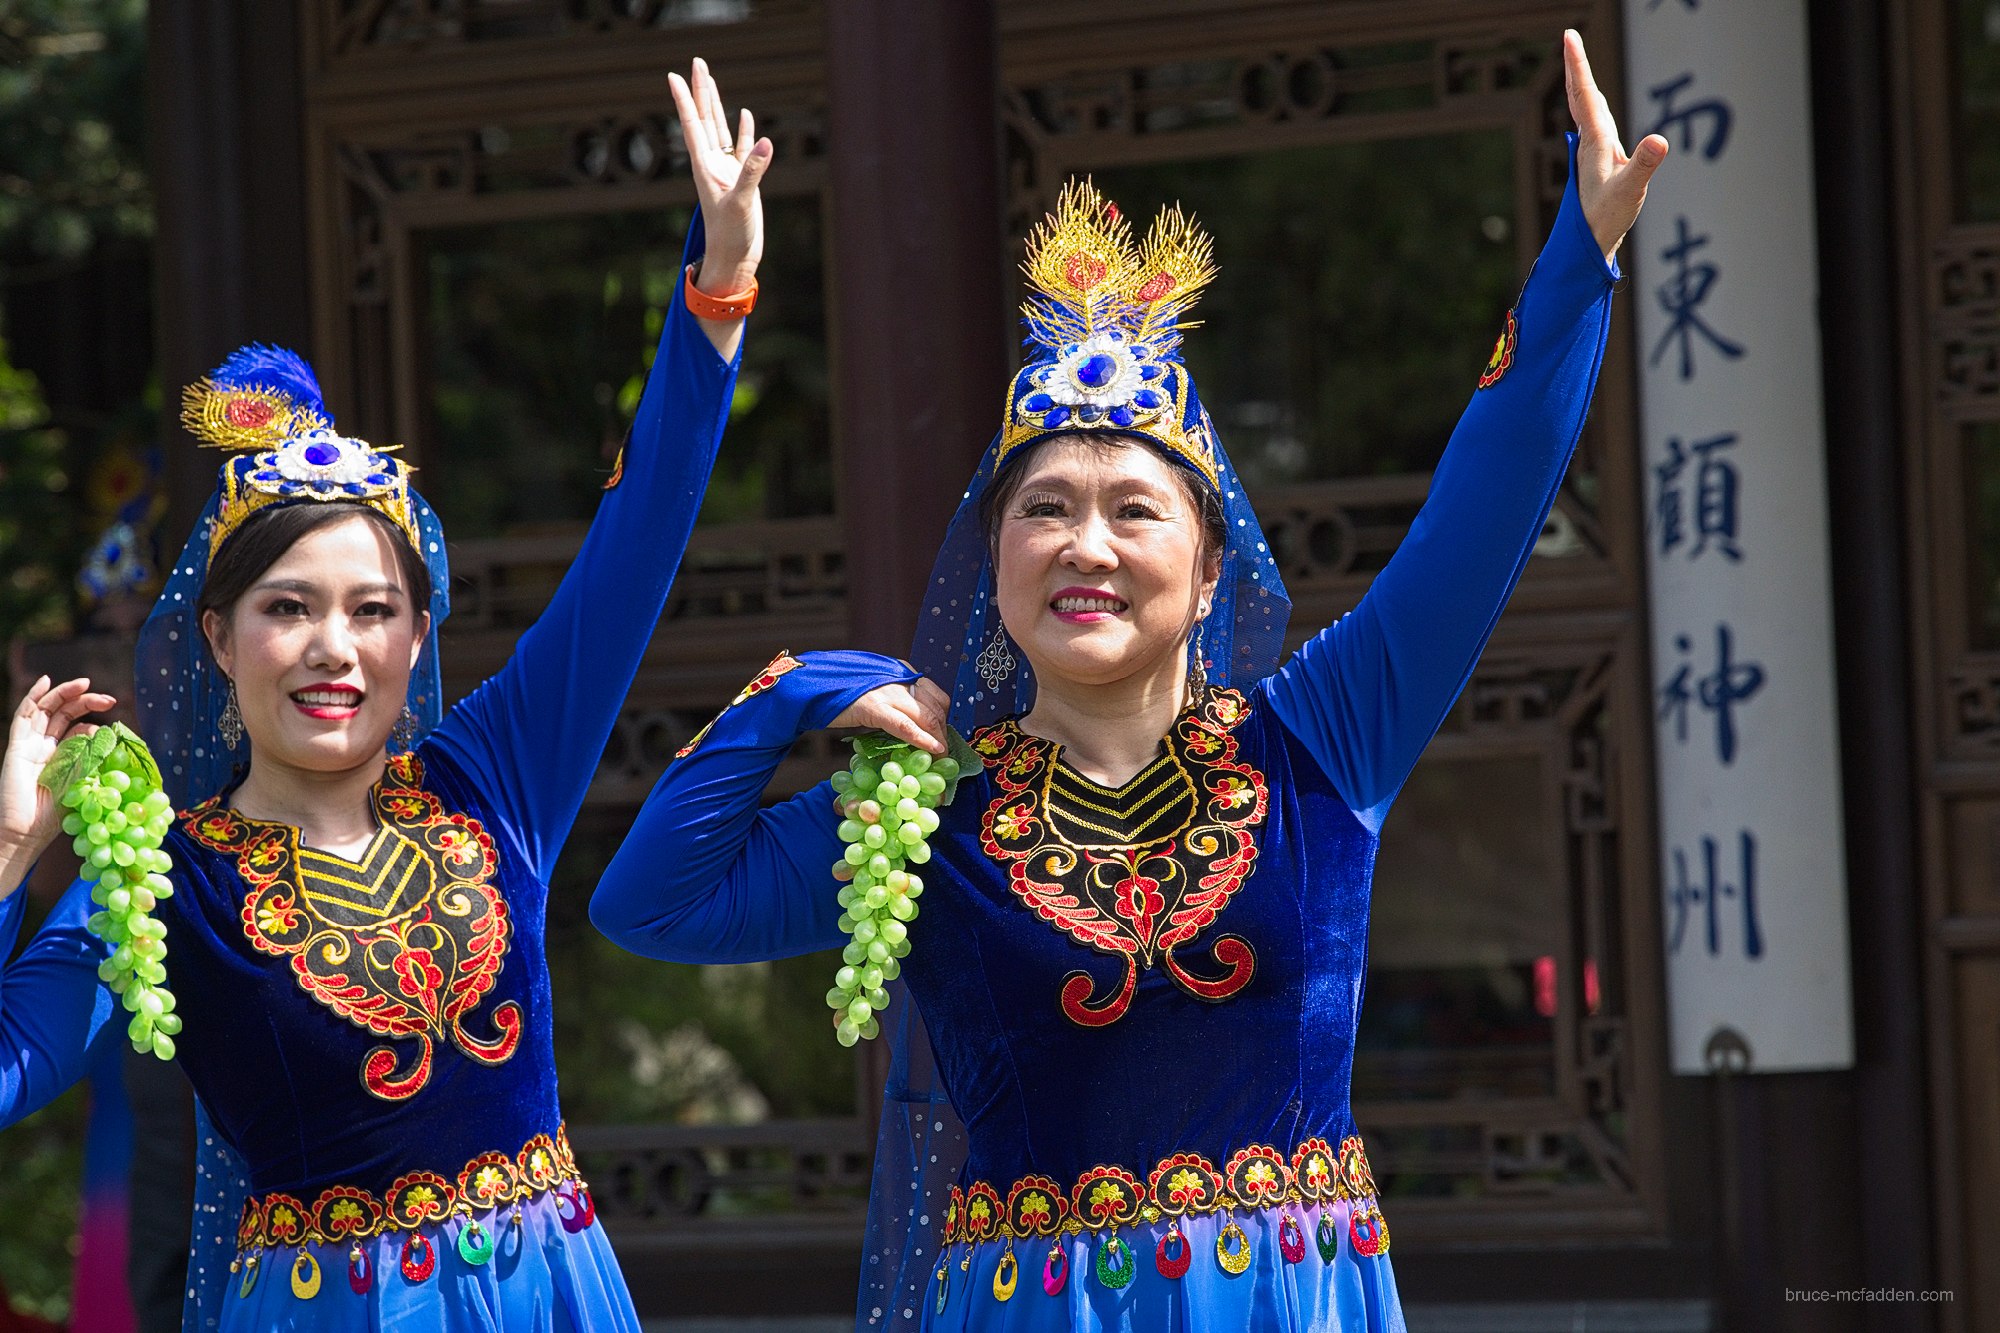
[938,727,980,807]
[87,725,118,763]
[112,723,162,789]
[37,733,93,795]
[849,733,904,764]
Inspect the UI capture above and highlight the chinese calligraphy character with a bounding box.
[1650,216,1746,382]
[1658,624,1765,764]
[1647,0,1700,10]
[1653,433,1742,562]
[1666,830,1763,959]
[1646,73,1733,160]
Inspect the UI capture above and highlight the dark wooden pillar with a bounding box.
[824,0,1007,657]
[1807,0,1938,1321]
[133,7,309,1330]
[148,0,312,542]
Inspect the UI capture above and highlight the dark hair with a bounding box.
[197,503,433,624]
[978,433,1228,563]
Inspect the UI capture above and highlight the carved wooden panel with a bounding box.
[1353,626,1660,1242]
[1892,1,2000,1323]
[1934,229,2000,421]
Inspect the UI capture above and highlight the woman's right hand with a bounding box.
[831,676,952,756]
[0,676,116,893]
[670,57,772,299]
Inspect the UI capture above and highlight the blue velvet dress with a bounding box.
[0,271,742,1330]
[589,161,1618,1331]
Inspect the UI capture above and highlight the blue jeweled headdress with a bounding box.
[180,344,419,563]
[909,179,1291,733]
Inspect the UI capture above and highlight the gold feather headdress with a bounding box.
[999,179,1220,485]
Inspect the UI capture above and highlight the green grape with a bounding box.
[824,731,974,1044]
[37,724,181,1062]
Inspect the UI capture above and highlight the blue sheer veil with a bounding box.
[135,477,450,1329]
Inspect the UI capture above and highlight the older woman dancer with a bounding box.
[592,32,1661,1333]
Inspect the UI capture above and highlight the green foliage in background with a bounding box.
[424,196,832,539]
[0,2,150,1321]
[0,0,151,275]
[0,334,83,650]
[545,812,855,1132]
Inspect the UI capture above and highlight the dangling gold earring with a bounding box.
[218,680,244,751]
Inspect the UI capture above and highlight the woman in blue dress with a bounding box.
[0,59,770,1332]
[589,34,1665,1333]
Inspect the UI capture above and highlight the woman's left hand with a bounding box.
[1565,29,1669,262]
[671,57,772,299]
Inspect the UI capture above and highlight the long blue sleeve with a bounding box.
[1259,136,1618,832]
[589,651,915,963]
[0,877,116,1127]
[428,220,741,882]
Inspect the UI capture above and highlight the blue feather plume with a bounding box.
[208,344,328,419]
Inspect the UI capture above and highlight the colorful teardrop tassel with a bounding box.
[237,1253,260,1299]
[1042,1242,1069,1296]
[1278,1213,1306,1264]
[401,1232,436,1283]
[1154,1223,1191,1279]
[933,1253,951,1314]
[348,1243,372,1295]
[555,1183,596,1234]
[1349,1205,1389,1258]
[993,1243,1018,1301]
[1216,1219,1252,1275]
[290,1251,322,1300]
[1094,1234,1135,1289]
[458,1217,495,1265]
[1315,1212,1340,1262]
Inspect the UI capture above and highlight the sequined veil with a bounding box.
[859,181,1291,1330]
[133,349,452,1330]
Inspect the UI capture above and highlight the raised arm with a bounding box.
[590,650,929,963]
[429,60,775,880]
[1261,33,1666,829]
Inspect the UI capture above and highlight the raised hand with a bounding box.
[1565,29,1669,261]
[670,57,772,299]
[0,676,116,893]
[831,676,953,756]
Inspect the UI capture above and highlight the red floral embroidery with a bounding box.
[1478,308,1517,389]
[390,944,444,1002]
[974,689,1267,1026]
[182,753,518,1103]
[948,1137,1381,1243]
[674,652,801,760]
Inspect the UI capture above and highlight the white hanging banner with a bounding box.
[1621,0,1853,1072]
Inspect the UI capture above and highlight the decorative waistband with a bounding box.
[945,1135,1382,1244]
[236,1125,586,1251]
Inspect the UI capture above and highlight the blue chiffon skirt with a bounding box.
[219,1192,640,1333]
[927,1199,1403,1332]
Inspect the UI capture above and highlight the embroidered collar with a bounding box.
[180,752,521,1101]
[971,688,1268,1026]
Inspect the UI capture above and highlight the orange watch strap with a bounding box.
[683,263,758,320]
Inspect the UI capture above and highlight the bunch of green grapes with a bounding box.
[42,723,180,1060]
[824,737,962,1047]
